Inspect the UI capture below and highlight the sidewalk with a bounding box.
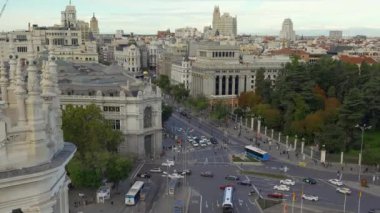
[344,181,380,197]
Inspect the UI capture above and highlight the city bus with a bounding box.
[245,145,270,161]
[125,181,144,205]
[222,186,234,213]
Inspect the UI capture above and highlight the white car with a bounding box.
[200,142,207,147]
[192,142,199,147]
[161,160,175,167]
[302,194,319,201]
[206,140,212,145]
[280,179,295,186]
[273,185,290,191]
[336,187,351,195]
[328,179,343,186]
[150,168,162,173]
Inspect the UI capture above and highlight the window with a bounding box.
[144,106,153,128]
[107,119,121,130]
[103,106,109,111]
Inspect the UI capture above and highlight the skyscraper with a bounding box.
[61,2,77,28]
[279,18,296,42]
[212,6,237,37]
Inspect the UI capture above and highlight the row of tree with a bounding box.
[238,57,380,164]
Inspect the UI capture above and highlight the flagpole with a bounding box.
[343,193,347,213]
[358,191,362,213]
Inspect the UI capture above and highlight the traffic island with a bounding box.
[240,170,288,180]
[231,154,263,166]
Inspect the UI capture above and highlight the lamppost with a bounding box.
[355,123,371,183]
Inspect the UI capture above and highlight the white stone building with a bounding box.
[147,44,161,69]
[57,62,162,159]
[114,44,141,72]
[171,57,192,90]
[279,18,296,42]
[0,49,76,212]
[175,27,201,39]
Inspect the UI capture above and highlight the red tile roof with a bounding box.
[338,55,377,65]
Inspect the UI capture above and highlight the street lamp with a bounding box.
[355,123,371,183]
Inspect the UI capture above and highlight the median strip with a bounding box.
[240,170,287,179]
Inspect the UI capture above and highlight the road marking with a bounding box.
[200,195,203,213]
[216,200,220,207]
[205,200,208,208]
[239,199,243,206]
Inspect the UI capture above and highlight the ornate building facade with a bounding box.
[212,6,237,37]
[0,47,76,212]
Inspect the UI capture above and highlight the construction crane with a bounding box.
[0,0,9,19]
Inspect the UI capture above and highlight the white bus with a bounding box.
[125,181,144,206]
[222,186,234,213]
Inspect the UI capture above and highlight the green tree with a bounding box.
[162,103,173,123]
[315,124,345,152]
[156,75,171,93]
[106,154,132,190]
[62,104,131,188]
[210,101,229,122]
[171,83,189,102]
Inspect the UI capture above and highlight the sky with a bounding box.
[1,0,380,36]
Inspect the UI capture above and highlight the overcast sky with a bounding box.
[1,0,379,36]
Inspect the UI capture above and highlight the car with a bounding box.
[161,160,175,167]
[149,168,162,173]
[206,140,212,146]
[219,184,234,190]
[302,194,319,201]
[267,193,284,199]
[273,185,290,191]
[336,187,352,195]
[280,179,295,186]
[200,171,214,177]
[210,137,218,144]
[137,173,151,178]
[178,169,191,176]
[368,209,380,213]
[328,179,343,186]
[237,180,252,186]
[200,142,207,147]
[225,175,240,181]
[303,177,317,184]
[192,142,199,147]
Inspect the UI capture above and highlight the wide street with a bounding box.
[154,110,380,213]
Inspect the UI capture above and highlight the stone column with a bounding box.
[0,61,9,103]
[278,132,281,143]
[271,129,274,139]
[264,126,267,136]
[310,147,314,159]
[320,149,326,163]
[294,135,298,151]
[232,75,236,95]
[257,118,261,135]
[226,75,230,95]
[251,117,254,130]
[219,75,222,96]
[245,117,248,127]
[301,138,305,154]
[286,135,289,148]
[340,152,344,164]
[358,152,362,166]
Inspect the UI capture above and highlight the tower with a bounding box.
[61,1,77,28]
[279,18,296,42]
[212,6,220,30]
[90,13,99,39]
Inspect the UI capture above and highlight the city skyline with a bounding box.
[1,0,380,36]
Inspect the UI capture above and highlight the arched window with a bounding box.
[144,106,153,128]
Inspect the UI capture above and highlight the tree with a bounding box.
[62,104,131,188]
[315,124,345,152]
[106,154,132,190]
[238,91,261,110]
[156,75,171,94]
[162,103,173,123]
[210,101,229,123]
[255,68,272,103]
[171,83,189,102]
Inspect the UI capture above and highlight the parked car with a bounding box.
[137,173,151,178]
[237,180,252,186]
[336,187,352,195]
[192,142,199,147]
[200,171,214,177]
[368,209,380,213]
[328,179,344,186]
[303,177,317,184]
[225,175,240,181]
[150,168,162,173]
[267,193,284,199]
[273,185,290,191]
[219,184,234,190]
[302,194,319,201]
[280,179,295,186]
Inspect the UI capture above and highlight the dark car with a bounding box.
[303,177,317,184]
[268,193,284,199]
[200,171,214,177]
[137,173,151,178]
[210,137,218,144]
[237,180,252,186]
[225,175,240,181]
[368,209,380,213]
[178,169,191,176]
